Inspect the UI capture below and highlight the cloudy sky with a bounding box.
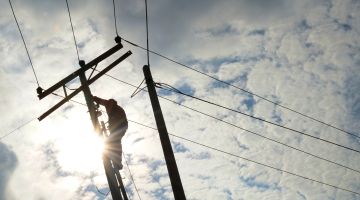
[1,0,360,199]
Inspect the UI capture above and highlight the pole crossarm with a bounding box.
[38,51,132,121]
[37,41,131,200]
[37,43,123,100]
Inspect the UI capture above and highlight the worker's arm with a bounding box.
[93,96,108,106]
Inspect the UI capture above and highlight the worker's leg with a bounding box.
[106,126,127,169]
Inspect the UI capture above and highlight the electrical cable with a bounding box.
[123,152,142,200]
[65,0,80,62]
[2,74,359,196]
[0,92,86,141]
[8,0,40,87]
[95,185,110,197]
[0,118,36,141]
[155,82,360,154]
[118,36,360,140]
[112,0,119,36]
[130,79,145,98]
[102,76,360,174]
[144,0,150,67]
[51,92,87,106]
[159,95,360,174]
[127,120,360,196]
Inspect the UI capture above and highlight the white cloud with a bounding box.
[1,0,360,199]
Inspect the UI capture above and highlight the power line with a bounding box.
[112,0,119,36]
[155,82,360,154]
[0,118,36,141]
[158,96,360,174]
[3,74,359,196]
[123,151,142,200]
[118,36,360,140]
[8,0,40,87]
[144,0,150,67]
[103,77,360,174]
[127,120,360,196]
[51,92,87,106]
[65,0,80,62]
[0,92,87,141]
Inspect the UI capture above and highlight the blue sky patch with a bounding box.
[152,187,171,200]
[248,29,266,36]
[298,20,311,32]
[206,24,239,37]
[172,141,189,153]
[187,151,211,160]
[239,175,280,192]
[176,83,195,96]
[242,95,256,112]
[271,109,282,124]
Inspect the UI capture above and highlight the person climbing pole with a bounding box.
[93,96,128,169]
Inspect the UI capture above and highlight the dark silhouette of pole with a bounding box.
[80,69,123,200]
[143,65,186,200]
[36,43,131,200]
[115,166,129,200]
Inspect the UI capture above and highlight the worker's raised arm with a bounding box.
[93,96,108,106]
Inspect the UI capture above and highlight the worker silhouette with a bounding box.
[93,96,128,169]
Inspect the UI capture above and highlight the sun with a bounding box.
[55,114,106,174]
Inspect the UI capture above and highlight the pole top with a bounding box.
[79,60,85,68]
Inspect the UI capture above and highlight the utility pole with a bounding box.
[143,65,186,200]
[37,40,131,200]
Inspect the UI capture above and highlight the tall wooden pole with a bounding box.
[79,70,123,200]
[143,65,186,200]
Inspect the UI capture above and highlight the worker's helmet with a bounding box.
[109,99,117,105]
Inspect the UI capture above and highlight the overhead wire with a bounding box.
[2,107,359,195]
[0,91,90,141]
[7,0,359,193]
[101,76,360,174]
[65,0,81,62]
[0,118,36,141]
[144,0,150,67]
[155,82,360,154]
[2,72,359,196]
[130,79,146,98]
[127,120,360,196]
[123,152,142,200]
[8,0,40,87]
[112,0,119,36]
[118,36,360,140]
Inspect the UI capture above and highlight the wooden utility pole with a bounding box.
[143,65,186,200]
[37,40,131,200]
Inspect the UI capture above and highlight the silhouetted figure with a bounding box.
[93,96,128,169]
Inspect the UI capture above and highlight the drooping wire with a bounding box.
[118,36,360,140]
[0,118,36,141]
[100,77,360,174]
[127,120,360,196]
[144,0,150,66]
[95,185,111,197]
[65,0,80,62]
[123,152,142,200]
[155,82,360,154]
[3,110,359,195]
[0,92,88,141]
[3,72,359,195]
[51,92,86,106]
[158,95,360,174]
[130,79,146,98]
[8,0,40,87]
[112,0,119,36]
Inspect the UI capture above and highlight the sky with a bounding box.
[0,0,360,199]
